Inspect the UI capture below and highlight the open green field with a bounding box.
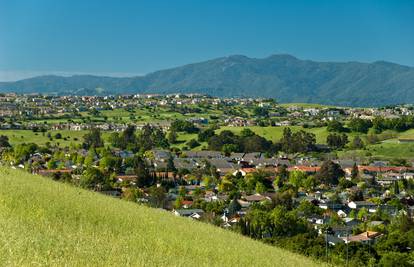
[0,130,112,147]
[218,126,332,144]
[0,168,322,266]
[171,132,207,151]
[218,126,414,159]
[365,142,414,159]
[2,125,414,158]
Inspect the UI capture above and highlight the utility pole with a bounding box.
[325,224,328,263]
[346,230,349,267]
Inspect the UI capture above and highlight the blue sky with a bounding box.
[0,0,413,81]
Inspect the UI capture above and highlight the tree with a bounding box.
[84,148,97,166]
[288,171,306,191]
[253,106,269,117]
[372,117,386,133]
[327,120,345,132]
[348,118,372,133]
[315,160,344,185]
[240,128,255,137]
[351,136,365,149]
[296,200,323,216]
[108,132,121,147]
[269,206,308,237]
[326,133,348,149]
[13,143,38,162]
[166,155,177,178]
[133,156,153,187]
[137,124,169,151]
[357,207,369,221]
[167,129,177,144]
[280,128,316,153]
[174,196,184,209]
[198,128,215,142]
[243,135,271,152]
[80,167,105,190]
[122,188,144,202]
[120,125,137,149]
[187,139,200,149]
[378,252,412,267]
[228,198,242,216]
[83,128,104,149]
[393,180,400,195]
[351,163,359,180]
[222,144,238,156]
[255,182,266,194]
[208,130,240,151]
[280,127,292,152]
[303,175,317,191]
[218,174,235,192]
[170,120,199,133]
[148,186,167,208]
[339,177,356,189]
[0,135,11,148]
[99,155,121,173]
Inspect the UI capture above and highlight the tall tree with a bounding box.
[315,160,344,185]
[351,163,359,180]
[83,128,104,149]
[133,155,152,187]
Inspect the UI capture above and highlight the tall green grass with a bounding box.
[0,168,323,266]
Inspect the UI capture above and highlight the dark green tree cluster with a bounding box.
[253,106,269,117]
[208,130,274,153]
[373,116,414,133]
[170,120,199,133]
[0,135,11,148]
[348,118,372,133]
[82,128,104,149]
[109,124,169,152]
[197,128,215,142]
[315,160,344,185]
[326,120,346,132]
[239,202,310,240]
[280,128,316,153]
[326,133,348,149]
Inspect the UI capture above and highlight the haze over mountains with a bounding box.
[1,54,413,107]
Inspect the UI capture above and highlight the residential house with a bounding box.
[348,201,378,213]
[342,231,382,244]
[173,209,204,219]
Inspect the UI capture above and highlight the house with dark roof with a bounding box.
[173,209,204,219]
[348,201,378,212]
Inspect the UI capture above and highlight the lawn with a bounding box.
[0,168,323,266]
[172,132,207,151]
[0,130,112,147]
[365,142,414,159]
[217,126,331,144]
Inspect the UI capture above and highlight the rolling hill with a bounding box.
[1,54,413,106]
[0,167,323,266]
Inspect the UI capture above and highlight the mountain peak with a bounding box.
[266,54,298,60]
[0,55,413,107]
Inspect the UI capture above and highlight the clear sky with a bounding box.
[0,0,413,81]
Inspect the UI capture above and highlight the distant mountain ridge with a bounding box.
[1,54,413,106]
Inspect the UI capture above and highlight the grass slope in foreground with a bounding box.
[0,168,323,267]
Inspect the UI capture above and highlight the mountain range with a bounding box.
[1,54,413,107]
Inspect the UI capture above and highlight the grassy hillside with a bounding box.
[0,168,323,266]
[218,126,332,144]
